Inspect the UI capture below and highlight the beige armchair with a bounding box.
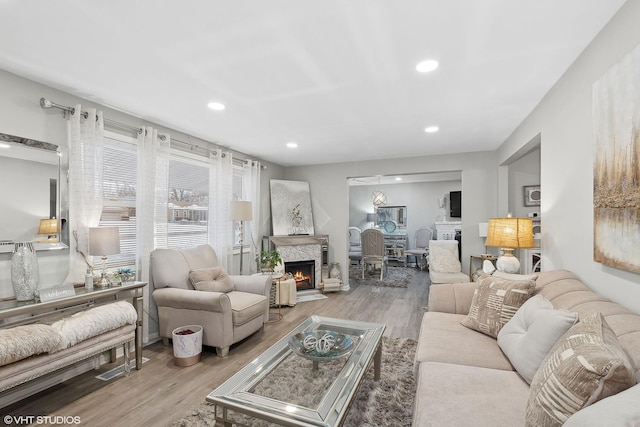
[150,244,270,357]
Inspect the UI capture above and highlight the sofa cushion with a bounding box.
[227,291,267,326]
[461,275,535,338]
[0,324,62,366]
[497,294,578,384]
[526,312,637,427]
[413,361,529,427]
[429,270,470,284]
[429,242,461,273]
[563,383,640,427]
[492,271,538,281]
[535,270,640,379]
[190,266,234,293]
[415,312,514,372]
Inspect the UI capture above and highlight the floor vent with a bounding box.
[95,357,149,381]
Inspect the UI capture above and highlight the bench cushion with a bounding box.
[0,324,62,367]
[51,301,137,350]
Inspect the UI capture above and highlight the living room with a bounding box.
[1,1,640,425]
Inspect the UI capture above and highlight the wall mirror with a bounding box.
[375,205,407,231]
[0,132,68,253]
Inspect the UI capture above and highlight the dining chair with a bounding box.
[361,228,388,279]
[405,227,433,270]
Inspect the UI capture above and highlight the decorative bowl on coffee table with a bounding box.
[288,330,355,362]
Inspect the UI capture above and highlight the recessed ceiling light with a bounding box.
[286,142,298,148]
[424,126,439,133]
[416,59,439,73]
[0,143,10,149]
[395,177,402,181]
[207,102,226,111]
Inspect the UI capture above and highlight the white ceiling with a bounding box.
[0,1,626,167]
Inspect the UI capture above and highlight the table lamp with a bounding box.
[89,226,121,287]
[231,200,252,275]
[38,218,60,242]
[485,215,534,273]
[366,213,377,228]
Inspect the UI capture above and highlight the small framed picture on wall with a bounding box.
[523,185,541,207]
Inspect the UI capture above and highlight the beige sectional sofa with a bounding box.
[413,270,640,426]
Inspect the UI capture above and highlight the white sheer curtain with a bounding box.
[208,150,234,270]
[136,127,170,342]
[243,160,261,273]
[65,105,104,284]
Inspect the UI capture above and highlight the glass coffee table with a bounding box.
[206,315,386,426]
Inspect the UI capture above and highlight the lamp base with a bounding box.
[496,249,520,274]
[95,272,112,288]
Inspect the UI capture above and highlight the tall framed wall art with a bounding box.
[593,43,640,274]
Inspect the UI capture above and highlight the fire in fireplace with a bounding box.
[284,260,315,291]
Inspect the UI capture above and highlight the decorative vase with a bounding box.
[11,242,40,301]
[329,262,341,279]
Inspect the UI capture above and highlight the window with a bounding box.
[167,151,209,249]
[99,132,137,271]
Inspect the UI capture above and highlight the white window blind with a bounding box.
[98,134,137,271]
[168,152,209,249]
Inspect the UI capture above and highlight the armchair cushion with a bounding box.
[190,267,235,293]
[227,291,268,326]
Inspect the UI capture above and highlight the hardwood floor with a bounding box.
[3,267,429,426]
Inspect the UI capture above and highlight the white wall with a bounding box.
[508,148,540,218]
[285,151,498,281]
[498,0,640,313]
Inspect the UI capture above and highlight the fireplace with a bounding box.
[285,260,315,291]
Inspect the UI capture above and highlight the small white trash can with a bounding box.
[171,325,203,367]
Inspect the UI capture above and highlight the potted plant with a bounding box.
[256,249,282,273]
[114,268,135,285]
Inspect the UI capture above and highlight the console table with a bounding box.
[382,232,408,266]
[0,282,145,368]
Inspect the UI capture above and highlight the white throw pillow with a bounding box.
[497,294,578,384]
[429,243,461,273]
[563,383,640,427]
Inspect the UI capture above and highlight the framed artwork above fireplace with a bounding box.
[270,179,315,236]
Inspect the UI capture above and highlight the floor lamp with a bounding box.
[231,200,253,275]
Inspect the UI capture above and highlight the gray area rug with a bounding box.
[173,337,417,427]
[348,265,416,288]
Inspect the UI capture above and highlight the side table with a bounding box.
[252,272,284,322]
[469,254,498,278]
